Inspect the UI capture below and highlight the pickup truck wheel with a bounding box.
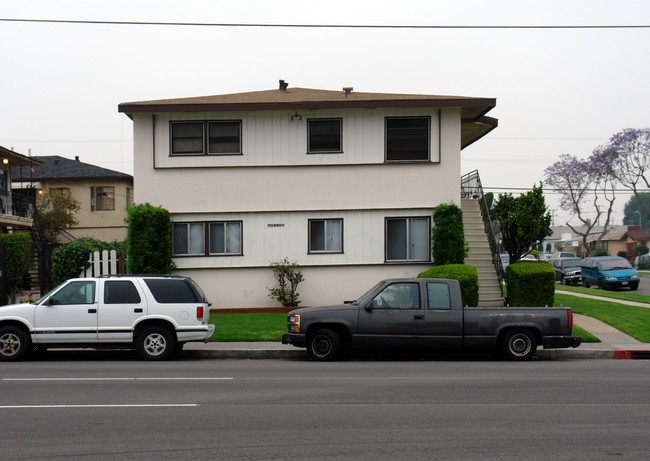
[502,329,537,361]
[136,327,176,361]
[308,329,342,361]
[0,326,31,362]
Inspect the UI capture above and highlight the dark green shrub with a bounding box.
[432,203,467,265]
[126,203,174,274]
[52,237,113,285]
[505,261,555,307]
[418,264,478,307]
[0,233,31,301]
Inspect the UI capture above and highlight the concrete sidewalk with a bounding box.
[183,312,650,361]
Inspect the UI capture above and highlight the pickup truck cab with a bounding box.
[0,275,215,361]
[282,278,581,361]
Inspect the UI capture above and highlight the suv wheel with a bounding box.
[0,326,31,362]
[136,327,176,361]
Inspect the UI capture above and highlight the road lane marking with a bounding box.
[0,404,199,409]
[3,378,234,381]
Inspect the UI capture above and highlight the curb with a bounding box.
[183,347,624,361]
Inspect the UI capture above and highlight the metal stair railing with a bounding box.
[460,170,505,294]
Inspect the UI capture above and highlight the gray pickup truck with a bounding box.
[282,278,581,361]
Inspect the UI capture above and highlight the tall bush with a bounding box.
[126,203,174,274]
[505,261,554,307]
[0,233,31,302]
[432,203,467,265]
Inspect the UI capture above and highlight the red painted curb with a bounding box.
[614,350,650,359]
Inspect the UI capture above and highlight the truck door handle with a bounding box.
[134,308,143,313]
[88,308,97,314]
[414,314,424,320]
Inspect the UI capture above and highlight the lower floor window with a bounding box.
[173,221,242,256]
[309,219,342,253]
[209,222,242,255]
[385,217,430,261]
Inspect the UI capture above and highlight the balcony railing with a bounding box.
[0,191,36,219]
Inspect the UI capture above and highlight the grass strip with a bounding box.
[208,313,286,342]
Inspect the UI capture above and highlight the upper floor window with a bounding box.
[170,120,242,156]
[91,186,115,211]
[173,222,205,255]
[308,119,342,153]
[385,217,430,262]
[309,219,343,253]
[385,117,430,162]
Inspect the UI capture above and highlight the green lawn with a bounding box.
[556,284,650,304]
[555,293,650,343]
[571,325,601,343]
[208,313,286,342]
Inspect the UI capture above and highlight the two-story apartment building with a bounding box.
[119,82,497,308]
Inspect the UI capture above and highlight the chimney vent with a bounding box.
[75,156,80,161]
[279,80,289,92]
[343,87,353,97]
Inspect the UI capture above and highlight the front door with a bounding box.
[33,280,98,343]
[357,282,424,350]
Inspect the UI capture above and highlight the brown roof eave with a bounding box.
[118,98,496,115]
[461,116,499,150]
[0,146,43,167]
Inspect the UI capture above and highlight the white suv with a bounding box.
[0,275,215,361]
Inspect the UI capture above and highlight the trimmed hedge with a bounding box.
[52,238,125,285]
[418,264,479,307]
[432,203,467,265]
[0,233,32,296]
[126,203,174,274]
[505,261,555,307]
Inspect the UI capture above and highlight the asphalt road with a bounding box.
[1,358,648,460]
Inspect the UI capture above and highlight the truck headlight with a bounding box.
[288,314,300,332]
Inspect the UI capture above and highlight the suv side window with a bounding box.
[104,281,142,304]
[50,281,96,305]
[144,278,202,303]
[372,283,420,309]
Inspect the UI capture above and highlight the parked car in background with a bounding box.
[551,251,577,259]
[580,256,640,290]
[551,258,582,285]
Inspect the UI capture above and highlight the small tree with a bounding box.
[36,189,80,242]
[126,203,174,274]
[432,203,467,265]
[268,258,304,307]
[0,233,31,303]
[492,184,552,264]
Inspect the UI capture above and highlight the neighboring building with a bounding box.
[119,82,497,308]
[0,146,42,231]
[12,155,133,242]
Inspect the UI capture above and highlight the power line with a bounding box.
[1,18,649,29]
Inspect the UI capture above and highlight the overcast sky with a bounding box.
[1,0,649,226]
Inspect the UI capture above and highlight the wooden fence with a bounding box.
[80,250,127,277]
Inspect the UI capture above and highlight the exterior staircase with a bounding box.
[461,198,506,307]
